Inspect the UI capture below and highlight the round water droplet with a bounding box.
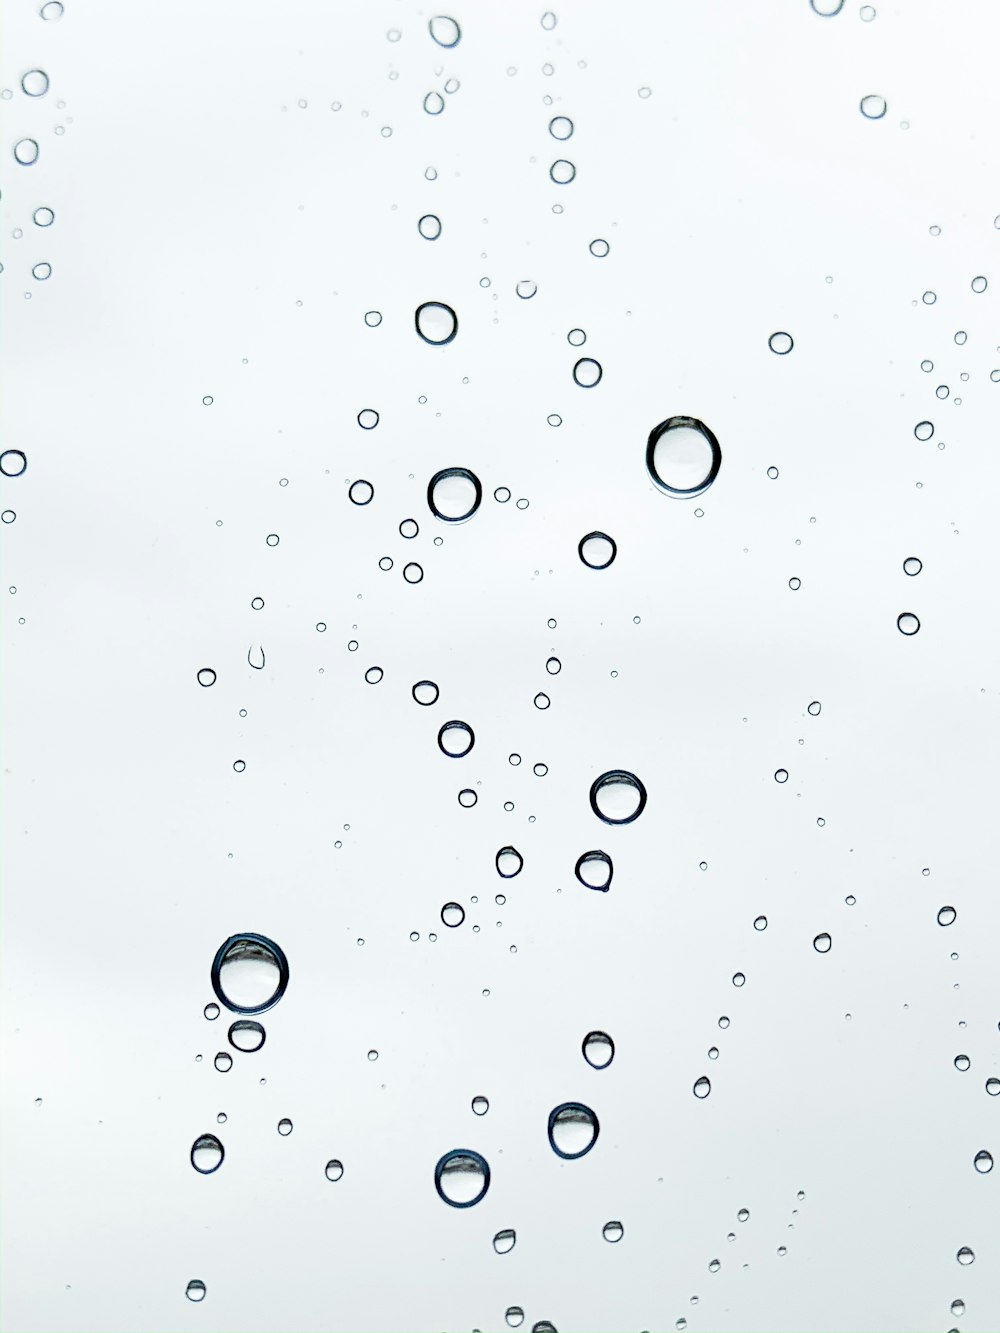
[427,467,482,522]
[590,770,647,824]
[974,1149,994,1173]
[228,1020,265,1053]
[190,1134,224,1174]
[578,531,616,569]
[349,479,374,507]
[860,94,887,119]
[423,90,445,115]
[403,562,424,584]
[471,1095,489,1115]
[548,1102,599,1158]
[418,214,442,240]
[986,1079,1000,1096]
[914,420,934,441]
[813,932,832,953]
[957,1247,975,1265]
[971,275,988,294]
[754,915,768,931]
[768,331,793,355]
[185,1280,206,1302]
[493,1228,516,1254]
[902,556,922,576]
[589,238,610,257]
[550,159,576,184]
[365,666,384,685]
[442,902,465,927]
[807,700,822,716]
[582,1030,614,1069]
[211,934,289,1015]
[197,667,217,687]
[602,1220,624,1243]
[325,1159,344,1181]
[21,69,49,97]
[897,612,920,636]
[40,1,64,16]
[213,1051,233,1073]
[541,10,557,28]
[647,416,721,498]
[415,301,458,345]
[516,279,537,299]
[496,845,523,877]
[572,357,602,387]
[204,1003,219,1020]
[364,310,382,327]
[575,849,613,892]
[545,657,562,676]
[505,1310,524,1329]
[13,138,39,165]
[937,905,956,926]
[277,1118,293,1136]
[428,14,461,46]
[434,1149,490,1206]
[1,511,15,524]
[534,692,550,709]
[549,115,574,139]
[0,450,27,477]
[412,679,439,705]
[693,1076,711,1099]
[438,720,475,758]
[774,768,789,783]
[357,409,379,431]
[458,788,477,807]
[955,1054,971,1071]
[860,4,876,16]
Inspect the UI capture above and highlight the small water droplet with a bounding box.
[13,138,39,165]
[418,213,442,240]
[493,1228,516,1253]
[213,1051,233,1073]
[185,1280,206,1303]
[228,1020,266,1053]
[548,1102,599,1158]
[575,849,613,892]
[897,612,921,636]
[813,932,832,953]
[860,94,887,119]
[277,1118,293,1136]
[768,331,793,355]
[471,1095,489,1115]
[572,356,602,387]
[325,1159,344,1181]
[412,679,440,706]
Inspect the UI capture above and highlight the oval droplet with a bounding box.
[415,301,458,345]
[277,1118,293,1136]
[434,1149,490,1206]
[471,1095,489,1115]
[693,1076,711,1098]
[211,934,289,1014]
[578,531,617,569]
[813,932,832,953]
[325,1158,344,1180]
[493,1228,516,1254]
[428,14,461,46]
[860,94,887,119]
[547,1102,599,1159]
[589,770,647,825]
[646,416,722,498]
[602,1220,624,1243]
[213,1051,233,1073]
[496,845,524,878]
[516,279,537,299]
[974,1149,993,1173]
[228,1020,266,1053]
[427,467,482,522]
[190,1134,224,1174]
[582,1030,615,1069]
[575,849,613,892]
[897,612,920,636]
[768,331,793,355]
[957,1247,975,1265]
[247,644,265,670]
[937,905,956,926]
[572,357,602,387]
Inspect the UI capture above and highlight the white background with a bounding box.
[2,1,999,1330]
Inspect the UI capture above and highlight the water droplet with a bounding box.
[325,1159,344,1181]
[496,846,524,877]
[602,1220,624,1243]
[582,1030,615,1069]
[708,1259,721,1273]
[951,1300,965,1317]
[647,416,721,497]
[277,1118,293,1136]
[203,1003,219,1020]
[575,849,613,892]
[228,1020,266,1053]
[442,902,465,927]
[547,1102,599,1158]
[363,666,384,686]
[590,770,647,824]
[902,556,922,576]
[897,612,921,636]
[415,301,458,345]
[364,310,382,327]
[974,1149,994,1173]
[516,279,538,299]
[578,531,617,569]
[589,238,610,257]
[418,214,442,240]
[922,291,936,305]
[768,331,793,355]
[737,1207,750,1222]
[493,1228,516,1254]
[549,115,574,140]
[550,158,576,184]
[505,1310,524,1329]
[774,768,789,784]
[860,4,876,17]
[957,1248,975,1265]
[185,1280,206,1302]
[914,420,934,441]
[754,915,768,931]
[1,511,15,523]
[693,1076,712,1099]
[40,0,63,15]
[955,1054,971,1071]
[428,14,461,46]
[458,788,477,807]
[403,562,424,584]
[860,94,887,119]
[357,408,379,431]
[813,932,832,953]
[0,450,27,477]
[471,1095,489,1115]
[13,138,39,165]
[427,467,482,522]
[265,533,279,546]
[197,667,217,687]
[423,90,445,115]
[190,1134,224,1174]
[572,357,602,387]
[971,275,988,294]
[732,972,746,987]
[437,720,475,758]
[412,679,439,706]
[986,1079,1000,1096]
[211,934,289,1014]
[31,259,51,283]
[545,657,562,677]
[435,1149,490,1206]
[534,692,550,709]
[937,905,956,926]
[213,1051,233,1073]
[807,700,822,716]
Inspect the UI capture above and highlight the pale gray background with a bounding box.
[1,1,999,1330]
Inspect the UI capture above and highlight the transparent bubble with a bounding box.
[546,656,562,674]
[914,420,934,441]
[493,1228,516,1254]
[428,467,482,522]
[647,416,721,497]
[590,770,647,824]
[986,1079,1000,1096]
[903,556,922,576]
[357,409,379,430]
[732,973,746,987]
[196,667,217,688]
[211,934,289,1014]
[550,158,576,184]
[415,301,457,345]
[412,680,439,706]
[496,846,524,877]
[364,310,382,327]
[403,562,424,584]
[541,10,557,28]
[418,214,442,240]
[549,116,574,140]
[589,238,610,257]
[516,279,538,299]
[190,1134,224,1174]
[693,1076,712,1099]
[578,531,617,569]
[423,90,445,115]
[506,1310,524,1329]
[572,357,602,387]
[428,15,461,47]
[548,1102,599,1158]
[399,518,419,539]
[533,692,550,709]
[203,1003,219,1021]
[937,905,956,926]
[774,768,789,784]
[860,4,876,17]
[922,291,936,305]
[277,1118,293,1136]
[754,915,768,931]
[31,262,52,281]
[954,1055,970,1072]
[709,1259,721,1273]
[860,94,887,119]
[471,1095,489,1115]
[325,1159,344,1181]
[365,666,384,685]
[349,479,374,506]
[458,788,477,807]
[248,642,265,668]
[435,1149,490,1206]
[897,612,920,636]
[31,207,54,229]
[807,700,822,716]
[228,1020,265,1053]
[13,139,39,165]
[575,849,613,892]
[21,69,49,96]
[436,721,473,758]
[768,331,793,355]
[813,932,832,953]
[185,1280,206,1302]
[40,1,64,16]
[603,1220,624,1243]
[950,1300,965,1318]
[971,275,988,293]
[265,533,279,546]
[974,1149,994,1173]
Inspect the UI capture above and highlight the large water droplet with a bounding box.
[578,531,617,569]
[427,467,482,522]
[646,417,721,497]
[471,1095,489,1115]
[418,214,442,240]
[228,1020,266,1052]
[937,905,956,926]
[496,845,524,878]
[197,667,217,687]
[211,934,289,1014]
[442,902,465,927]
[325,1159,344,1181]
[185,1280,206,1302]
[190,1134,224,1174]
[973,1150,993,1173]
[603,1220,624,1242]
[575,849,613,891]
[493,1228,516,1254]
[412,680,440,706]
[434,1149,491,1206]
[957,1247,975,1265]
[0,450,27,477]
[548,1102,599,1158]
[768,331,793,354]
[903,556,922,576]
[897,612,920,636]
[13,138,39,165]
[860,94,887,119]
[505,1310,524,1329]
[428,14,461,46]
[415,301,457,345]
[813,932,832,953]
[21,69,49,96]
[549,115,574,139]
[582,1030,615,1069]
[213,1051,233,1073]
[572,357,602,387]
[589,770,647,824]
[438,720,475,758]
[550,158,576,184]
[423,90,446,115]
[693,1076,711,1099]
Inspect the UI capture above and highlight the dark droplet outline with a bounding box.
[574,849,613,892]
[646,416,722,498]
[582,1030,615,1069]
[578,531,617,570]
[434,1148,491,1207]
[415,301,458,346]
[190,1133,225,1175]
[228,1019,266,1053]
[210,933,289,1015]
[547,1102,600,1159]
[438,720,475,758]
[589,770,647,825]
[427,467,483,523]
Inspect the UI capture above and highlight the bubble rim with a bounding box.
[210,932,290,1015]
[547,1102,600,1159]
[190,1132,225,1175]
[645,415,722,499]
[227,1019,267,1053]
[577,530,617,570]
[437,719,476,758]
[589,769,648,825]
[433,1148,491,1208]
[427,466,483,523]
[414,300,458,346]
